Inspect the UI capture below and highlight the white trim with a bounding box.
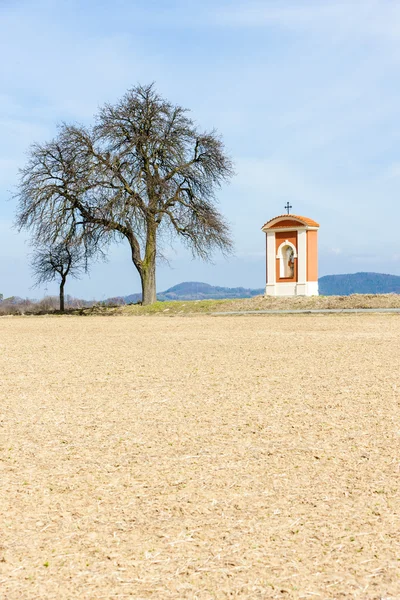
[297,229,307,285]
[266,231,276,285]
[265,283,276,296]
[262,225,319,233]
[276,240,297,259]
[264,282,319,297]
[296,283,307,295]
[307,281,319,296]
[274,282,297,296]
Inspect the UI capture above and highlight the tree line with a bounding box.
[15,83,234,308]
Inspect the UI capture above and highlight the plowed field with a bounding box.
[1,315,399,599]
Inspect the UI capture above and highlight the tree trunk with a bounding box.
[127,222,157,306]
[141,261,156,305]
[59,278,66,311]
[141,222,157,305]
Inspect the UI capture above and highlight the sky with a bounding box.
[1,0,400,299]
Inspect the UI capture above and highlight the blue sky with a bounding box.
[1,0,400,299]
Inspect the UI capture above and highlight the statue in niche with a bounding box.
[285,246,295,278]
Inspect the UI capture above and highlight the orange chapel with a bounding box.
[261,208,320,296]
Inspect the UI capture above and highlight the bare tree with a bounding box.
[31,242,86,311]
[15,84,234,305]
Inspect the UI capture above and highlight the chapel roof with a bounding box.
[261,214,320,230]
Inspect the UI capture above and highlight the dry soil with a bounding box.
[0,314,399,599]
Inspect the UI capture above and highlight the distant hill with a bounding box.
[319,272,400,296]
[160,281,264,301]
[122,281,264,304]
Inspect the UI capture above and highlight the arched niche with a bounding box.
[276,240,297,279]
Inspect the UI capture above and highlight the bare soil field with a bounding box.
[1,314,399,599]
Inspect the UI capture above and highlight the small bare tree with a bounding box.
[16,84,234,305]
[31,242,86,311]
